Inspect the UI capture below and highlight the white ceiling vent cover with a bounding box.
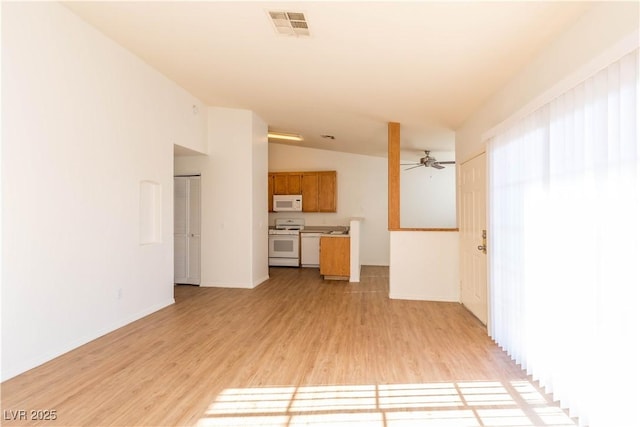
[268,11,310,37]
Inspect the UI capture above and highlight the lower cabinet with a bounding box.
[319,236,350,280]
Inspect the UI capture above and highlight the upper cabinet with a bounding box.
[273,173,302,195]
[317,171,336,212]
[269,171,337,213]
[301,173,319,211]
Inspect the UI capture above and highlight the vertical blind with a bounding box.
[488,49,639,427]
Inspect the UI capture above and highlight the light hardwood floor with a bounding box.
[1,267,576,426]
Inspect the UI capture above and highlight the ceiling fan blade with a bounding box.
[400,163,420,166]
[404,164,424,171]
[430,163,445,169]
[437,161,456,164]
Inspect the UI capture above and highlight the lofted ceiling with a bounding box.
[63,1,593,158]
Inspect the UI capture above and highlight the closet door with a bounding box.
[174,176,201,285]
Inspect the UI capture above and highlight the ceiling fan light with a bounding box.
[402,149,455,171]
[268,132,304,142]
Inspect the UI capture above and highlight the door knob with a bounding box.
[478,230,487,254]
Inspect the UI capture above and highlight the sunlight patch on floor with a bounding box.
[196,380,576,427]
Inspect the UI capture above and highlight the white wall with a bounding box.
[268,143,389,266]
[1,3,206,380]
[400,151,456,228]
[389,231,460,301]
[456,1,640,163]
[174,107,268,288]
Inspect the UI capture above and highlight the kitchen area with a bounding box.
[267,171,362,282]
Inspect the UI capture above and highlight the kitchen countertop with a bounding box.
[321,232,350,237]
[300,226,349,235]
[267,225,350,235]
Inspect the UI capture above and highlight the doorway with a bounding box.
[174,175,201,285]
[459,153,487,324]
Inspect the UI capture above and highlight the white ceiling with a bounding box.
[63,1,593,158]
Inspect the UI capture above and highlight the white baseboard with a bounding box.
[253,275,270,288]
[199,281,254,289]
[389,293,459,302]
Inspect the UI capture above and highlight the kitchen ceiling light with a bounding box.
[268,132,304,142]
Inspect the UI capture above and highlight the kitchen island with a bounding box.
[317,218,363,282]
[319,233,350,280]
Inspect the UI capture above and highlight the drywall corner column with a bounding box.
[205,107,251,287]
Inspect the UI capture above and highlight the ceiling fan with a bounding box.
[401,150,456,170]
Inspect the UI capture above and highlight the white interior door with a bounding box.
[459,153,487,324]
[174,176,201,285]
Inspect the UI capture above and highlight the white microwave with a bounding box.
[273,194,302,211]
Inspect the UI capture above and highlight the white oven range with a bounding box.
[268,218,305,267]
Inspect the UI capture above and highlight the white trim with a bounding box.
[200,281,257,289]
[483,146,492,335]
[483,30,640,142]
[389,293,458,302]
[253,275,270,288]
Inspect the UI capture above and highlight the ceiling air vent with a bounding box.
[268,11,310,37]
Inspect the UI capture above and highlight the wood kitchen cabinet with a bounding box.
[269,171,337,213]
[273,174,284,195]
[287,174,302,194]
[272,173,302,195]
[301,171,337,212]
[320,236,350,279]
[301,173,319,212]
[318,171,336,212]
